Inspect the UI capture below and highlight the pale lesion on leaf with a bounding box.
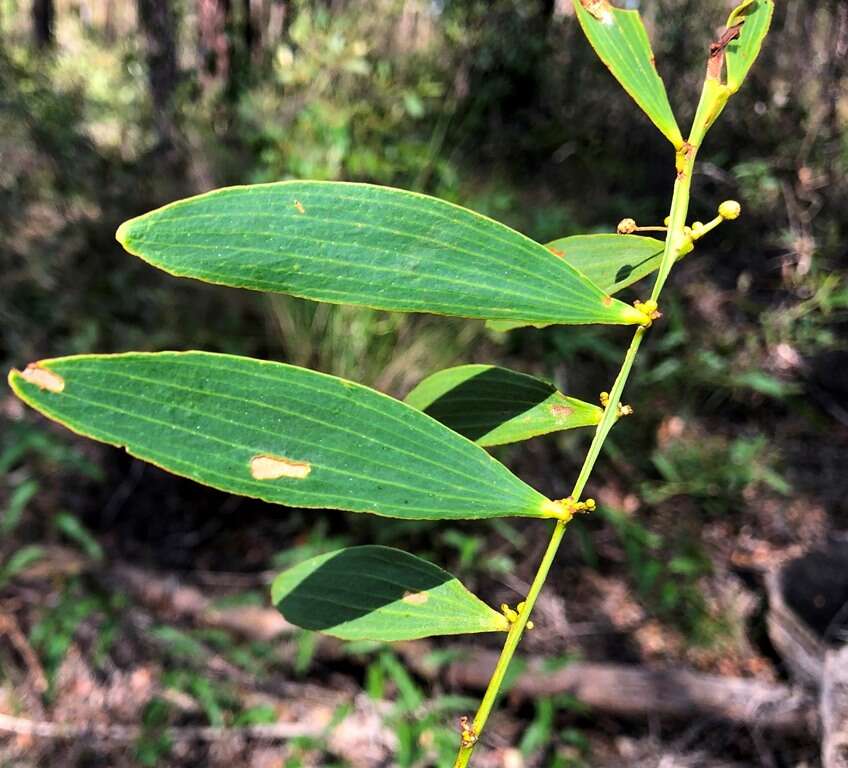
[550,404,574,421]
[580,0,614,25]
[294,200,306,214]
[19,363,65,394]
[402,590,429,605]
[249,454,311,480]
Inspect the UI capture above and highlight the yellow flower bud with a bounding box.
[617,218,637,234]
[718,200,741,220]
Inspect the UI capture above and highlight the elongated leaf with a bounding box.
[405,365,601,447]
[271,546,509,641]
[9,353,556,521]
[725,0,774,93]
[573,0,683,147]
[116,181,645,327]
[488,234,665,332]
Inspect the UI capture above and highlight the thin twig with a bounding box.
[0,712,319,742]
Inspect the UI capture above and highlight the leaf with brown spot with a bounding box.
[724,0,774,93]
[115,181,643,327]
[405,364,602,447]
[573,0,683,147]
[271,546,508,641]
[8,352,551,521]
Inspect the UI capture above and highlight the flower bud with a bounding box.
[718,200,741,220]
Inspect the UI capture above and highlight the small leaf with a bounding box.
[55,512,104,562]
[488,234,665,332]
[116,181,644,327]
[0,545,45,589]
[271,545,509,641]
[9,353,556,521]
[2,480,38,536]
[544,234,665,295]
[725,0,774,93]
[573,0,683,147]
[405,365,602,447]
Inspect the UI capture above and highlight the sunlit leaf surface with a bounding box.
[272,546,509,640]
[9,353,554,521]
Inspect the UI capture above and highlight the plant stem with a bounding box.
[453,138,702,768]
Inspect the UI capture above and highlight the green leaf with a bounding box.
[2,480,38,536]
[405,365,602,447]
[116,181,644,327]
[572,0,683,147]
[271,545,509,640]
[725,0,774,93]
[545,234,665,295]
[55,512,104,562]
[0,545,45,589]
[9,353,556,521]
[488,234,664,332]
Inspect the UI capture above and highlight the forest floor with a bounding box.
[2,375,847,767]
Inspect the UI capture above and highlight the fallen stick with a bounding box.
[0,712,318,742]
[110,564,292,641]
[402,646,819,737]
[822,646,848,768]
[113,565,820,737]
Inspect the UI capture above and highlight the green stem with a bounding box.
[454,116,709,766]
[453,517,568,768]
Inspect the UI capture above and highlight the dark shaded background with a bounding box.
[1,1,846,765]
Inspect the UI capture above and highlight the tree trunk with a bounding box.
[242,0,257,57]
[32,0,54,49]
[268,0,287,46]
[198,0,231,85]
[137,0,179,147]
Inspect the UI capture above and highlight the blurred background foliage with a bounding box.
[1,0,847,765]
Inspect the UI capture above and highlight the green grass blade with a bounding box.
[572,0,683,147]
[9,353,555,521]
[725,0,774,93]
[271,545,509,641]
[116,181,644,327]
[405,365,602,447]
[488,234,664,332]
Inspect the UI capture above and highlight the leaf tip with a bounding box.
[115,219,132,249]
[250,454,311,481]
